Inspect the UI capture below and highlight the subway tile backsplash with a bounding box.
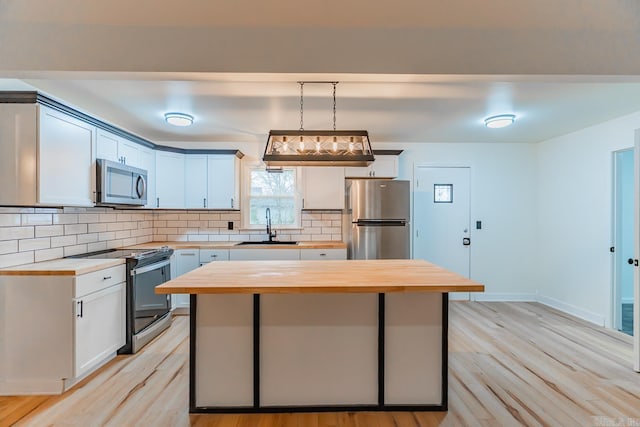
[0,207,343,269]
[0,207,154,269]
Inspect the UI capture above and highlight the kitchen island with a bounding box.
[155,259,483,413]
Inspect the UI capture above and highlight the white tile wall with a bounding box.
[0,206,342,269]
[0,207,154,269]
[152,210,343,243]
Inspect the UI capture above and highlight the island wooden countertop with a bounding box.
[155,259,484,294]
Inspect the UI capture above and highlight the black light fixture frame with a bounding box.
[263,82,375,167]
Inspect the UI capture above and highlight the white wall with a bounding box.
[536,111,640,327]
[376,142,539,299]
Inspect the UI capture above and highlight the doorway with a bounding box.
[413,166,471,300]
[612,149,634,336]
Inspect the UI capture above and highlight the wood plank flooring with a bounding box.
[1,302,639,426]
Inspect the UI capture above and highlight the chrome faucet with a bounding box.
[265,207,276,242]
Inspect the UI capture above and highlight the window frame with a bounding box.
[241,164,303,230]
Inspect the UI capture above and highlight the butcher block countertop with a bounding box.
[0,258,125,276]
[156,259,484,294]
[124,241,346,250]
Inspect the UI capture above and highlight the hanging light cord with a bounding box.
[333,82,337,131]
[296,81,340,131]
[299,82,304,131]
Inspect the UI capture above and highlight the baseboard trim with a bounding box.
[473,293,537,302]
[0,379,64,395]
[536,295,606,327]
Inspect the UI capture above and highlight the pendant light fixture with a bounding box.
[263,82,374,167]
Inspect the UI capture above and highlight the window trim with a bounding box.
[241,164,302,230]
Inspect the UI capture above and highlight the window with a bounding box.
[434,184,453,203]
[244,167,301,228]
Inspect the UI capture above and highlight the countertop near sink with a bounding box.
[0,258,125,276]
[122,241,347,250]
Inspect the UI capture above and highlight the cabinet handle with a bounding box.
[302,198,305,209]
[77,300,83,318]
[204,198,207,208]
[157,197,160,208]
[211,254,218,258]
[319,253,326,256]
[231,198,234,208]
[103,276,112,280]
[181,253,196,256]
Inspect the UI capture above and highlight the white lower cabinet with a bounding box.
[74,282,126,378]
[0,264,126,395]
[229,249,300,261]
[299,248,347,260]
[172,249,201,310]
[200,249,230,266]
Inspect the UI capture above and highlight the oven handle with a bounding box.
[130,259,171,276]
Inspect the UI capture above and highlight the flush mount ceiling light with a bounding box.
[164,112,194,127]
[263,82,374,167]
[484,114,515,129]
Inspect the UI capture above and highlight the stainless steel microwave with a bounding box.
[96,159,147,206]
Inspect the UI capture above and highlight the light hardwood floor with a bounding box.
[1,302,639,427]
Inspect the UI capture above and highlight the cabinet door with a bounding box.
[174,249,200,309]
[156,151,185,208]
[96,130,119,162]
[344,166,371,178]
[207,155,240,209]
[371,155,398,178]
[185,155,209,208]
[302,167,345,210]
[229,249,300,261]
[74,282,125,377]
[199,249,230,264]
[300,248,347,260]
[139,147,156,209]
[118,139,140,167]
[38,106,96,206]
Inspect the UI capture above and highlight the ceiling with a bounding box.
[2,1,640,146]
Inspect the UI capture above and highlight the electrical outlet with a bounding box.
[228,221,234,230]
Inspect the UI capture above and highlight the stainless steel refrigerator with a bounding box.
[343,179,410,259]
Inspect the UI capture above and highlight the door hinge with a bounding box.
[610,246,615,253]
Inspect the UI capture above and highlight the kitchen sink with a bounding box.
[237,241,298,245]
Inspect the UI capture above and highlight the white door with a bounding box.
[634,133,640,372]
[613,149,635,335]
[413,166,471,300]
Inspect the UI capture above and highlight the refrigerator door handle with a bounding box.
[354,220,407,226]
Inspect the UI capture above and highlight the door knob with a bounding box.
[628,258,634,265]
[463,237,471,246]
[629,258,639,266]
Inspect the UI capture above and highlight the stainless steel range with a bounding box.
[69,247,174,354]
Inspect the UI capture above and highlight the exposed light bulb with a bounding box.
[299,136,304,151]
[348,136,354,152]
[332,136,338,152]
[282,136,288,152]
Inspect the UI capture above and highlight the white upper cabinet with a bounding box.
[207,155,241,209]
[138,147,156,209]
[185,155,209,209]
[38,106,96,206]
[156,151,185,208]
[96,129,142,168]
[183,154,241,209]
[345,155,398,179]
[302,167,345,210]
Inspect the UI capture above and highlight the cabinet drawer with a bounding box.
[199,249,230,263]
[75,265,126,298]
[299,248,347,260]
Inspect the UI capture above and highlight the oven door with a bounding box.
[131,259,171,334]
